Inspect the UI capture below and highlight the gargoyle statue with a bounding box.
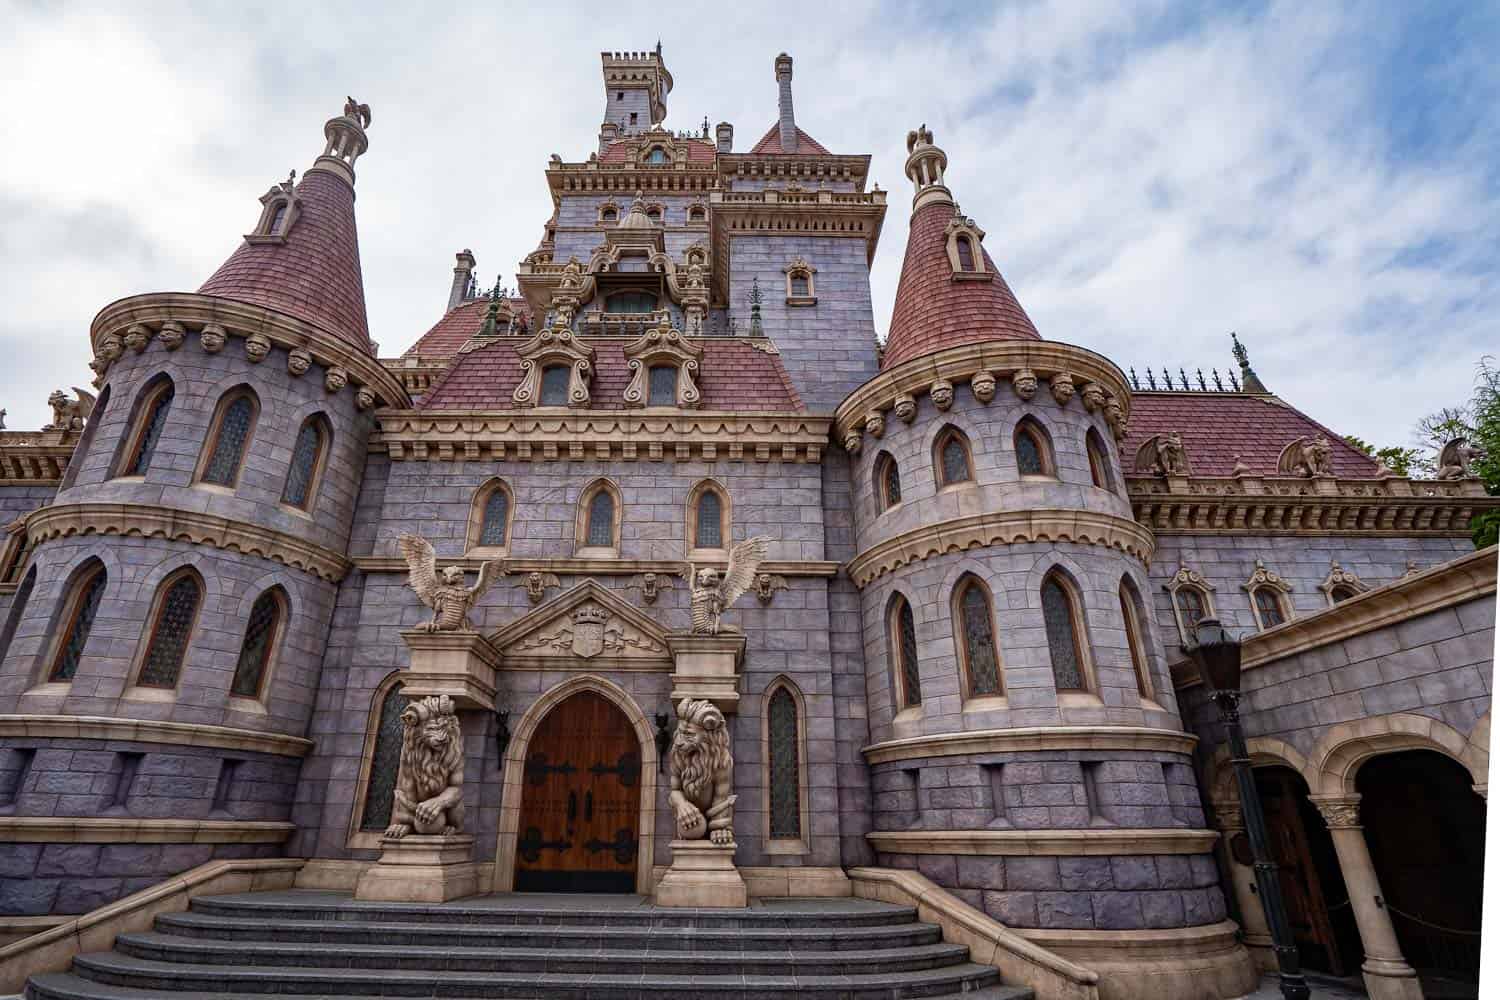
[44,388,96,432]
[683,535,771,635]
[1437,438,1484,480]
[383,694,464,839]
[626,571,676,605]
[668,697,736,846]
[397,533,502,632]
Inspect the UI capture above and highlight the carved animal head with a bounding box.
[694,567,721,590]
[398,694,463,799]
[440,565,465,586]
[670,697,731,804]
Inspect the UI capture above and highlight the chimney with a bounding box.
[448,249,476,311]
[775,53,797,153]
[716,121,734,154]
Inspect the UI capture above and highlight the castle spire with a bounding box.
[1231,332,1269,393]
[775,53,798,154]
[904,124,951,213]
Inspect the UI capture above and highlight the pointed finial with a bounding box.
[1230,331,1268,393]
[748,278,764,335]
[476,278,503,338]
[1129,367,1140,390]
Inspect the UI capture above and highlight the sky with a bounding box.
[2,0,1497,447]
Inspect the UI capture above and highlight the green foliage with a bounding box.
[1474,510,1500,549]
[1342,436,1423,477]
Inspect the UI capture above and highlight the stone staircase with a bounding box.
[25,890,1033,1000]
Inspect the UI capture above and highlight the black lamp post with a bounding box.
[1185,618,1309,1000]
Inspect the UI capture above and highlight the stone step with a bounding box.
[155,909,945,951]
[113,930,972,976]
[45,952,1008,999]
[189,890,920,929]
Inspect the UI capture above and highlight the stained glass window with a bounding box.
[230,590,282,698]
[138,574,201,688]
[1120,585,1151,697]
[768,686,801,838]
[123,384,174,477]
[956,236,975,271]
[1042,577,1086,691]
[586,490,615,547]
[1175,587,1206,628]
[540,366,570,406]
[881,457,901,507]
[359,683,409,831]
[281,418,325,509]
[1016,426,1045,475]
[893,598,921,707]
[958,583,1001,696]
[695,489,723,548]
[1253,587,1287,628]
[201,394,255,486]
[1087,430,1112,489]
[939,433,971,486]
[479,487,509,546]
[649,365,677,406]
[50,566,106,682]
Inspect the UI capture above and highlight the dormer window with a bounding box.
[688,206,706,223]
[944,211,991,281]
[956,236,975,271]
[247,173,300,244]
[783,257,816,306]
[648,365,678,406]
[268,203,289,235]
[622,319,702,409]
[540,365,571,406]
[602,207,618,223]
[647,147,667,165]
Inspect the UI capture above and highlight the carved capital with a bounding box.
[1310,795,1362,828]
[1211,802,1244,832]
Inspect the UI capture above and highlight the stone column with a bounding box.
[1310,794,1423,1000]
[1213,800,1275,970]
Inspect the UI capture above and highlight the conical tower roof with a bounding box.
[882,126,1039,369]
[199,100,374,354]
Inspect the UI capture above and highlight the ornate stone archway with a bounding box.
[1308,712,1488,797]
[492,674,658,894]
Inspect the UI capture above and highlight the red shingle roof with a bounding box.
[420,338,804,412]
[748,125,830,155]
[198,168,372,354]
[1120,393,1383,478]
[403,298,530,358]
[882,201,1040,369]
[599,138,718,164]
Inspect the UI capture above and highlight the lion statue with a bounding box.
[384,694,466,839]
[668,698,736,846]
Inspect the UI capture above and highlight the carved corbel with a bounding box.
[123,325,150,354]
[864,411,885,439]
[843,428,863,455]
[1049,372,1075,406]
[1081,381,1106,413]
[930,378,954,411]
[199,325,226,354]
[1012,368,1037,401]
[157,321,186,351]
[325,366,349,394]
[244,331,272,363]
[970,370,996,404]
[288,347,313,376]
[356,386,377,411]
[893,393,917,423]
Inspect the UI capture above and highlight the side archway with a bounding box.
[1309,713,1488,797]
[493,674,658,894]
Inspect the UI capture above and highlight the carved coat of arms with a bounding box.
[571,607,608,658]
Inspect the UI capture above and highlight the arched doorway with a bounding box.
[513,689,642,893]
[1357,750,1485,991]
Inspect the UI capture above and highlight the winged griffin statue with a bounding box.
[45,388,96,432]
[398,533,503,632]
[683,536,772,635]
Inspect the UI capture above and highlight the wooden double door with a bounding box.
[513,690,641,893]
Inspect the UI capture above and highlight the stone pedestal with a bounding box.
[666,633,746,715]
[355,835,479,903]
[655,839,747,908]
[400,629,500,710]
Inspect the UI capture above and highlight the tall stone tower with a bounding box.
[598,46,672,151]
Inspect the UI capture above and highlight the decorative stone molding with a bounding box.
[89,293,409,408]
[1319,559,1369,605]
[1008,920,1255,1000]
[0,817,294,844]
[28,502,352,583]
[516,570,560,604]
[846,509,1156,589]
[834,340,1131,444]
[1211,802,1243,832]
[123,324,150,353]
[353,555,838,579]
[0,432,77,484]
[198,324,226,354]
[511,327,595,408]
[862,725,1196,765]
[893,393,917,423]
[1172,548,1497,690]
[490,580,671,672]
[244,331,271,363]
[752,572,789,605]
[288,346,313,375]
[929,378,954,411]
[866,828,1218,857]
[324,365,349,394]
[863,411,884,439]
[399,629,501,710]
[622,320,702,408]
[373,412,830,465]
[625,571,676,604]
[1309,794,1361,829]
[1308,712,1489,798]
[0,715,312,757]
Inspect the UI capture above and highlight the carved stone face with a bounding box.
[1081,382,1106,412]
[441,566,465,586]
[930,379,954,411]
[96,334,122,362]
[158,323,185,350]
[696,568,720,589]
[325,367,348,393]
[123,327,149,353]
[864,412,885,438]
[843,430,862,455]
[893,394,917,423]
[421,718,452,752]
[244,332,271,362]
[356,386,376,411]
[971,370,996,404]
[672,719,707,755]
[1050,373,1075,406]
[1013,368,1037,400]
[199,328,225,354]
[288,348,312,375]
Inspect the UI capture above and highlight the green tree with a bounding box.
[1342,436,1423,477]
[1467,357,1500,547]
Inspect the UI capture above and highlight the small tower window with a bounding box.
[540,366,571,406]
[1329,584,1359,604]
[605,291,658,314]
[281,415,329,510]
[646,206,663,222]
[783,257,817,304]
[629,112,638,126]
[790,274,809,297]
[230,588,285,700]
[268,203,288,235]
[1014,419,1053,477]
[579,482,620,551]
[137,571,202,689]
[935,428,973,488]
[477,483,511,548]
[1086,429,1113,490]
[695,489,723,549]
[890,595,921,709]
[1119,579,1152,700]
[49,563,107,683]
[648,365,678,406]
[199,390,258,488]
[766,684,803,840]
[617,91,624,101]
[118,380,174,478]
[358,680,409,832]
[1042,573,1089,692]
[956,235,976,271]
[955,578,1002,698]
[688,206,706,223]
[1252,586,1288,628]
[875,453,901,510]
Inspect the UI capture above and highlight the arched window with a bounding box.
[1086,429,1113,490]
[540,366,571,406]
[1119,579,1152,700]
[48,562,107,683]
[934,428,973,488]
[230,588,286,699]
[0,565,36,666]
[601,207,618,223]
[765,683,805,841]
[954,577,1002,698]
[647,148,667,165]
[1014,419,1053,477]
[269,203,288,235]
[578,481,620,551]
[1174,586,1208,630]
[117,379,174,478]
[956,235,976,272]
[648,365,678,406]
[357,678,409,834]
[605,291,658,314]
[1252,586,1288,628]
[691,484,727,550]
[1041,573,1089,692]
[646,207,662,223]
[281,415,330,510]
[471,480,512,549]
[889,595,922,709]
[136,571,202,689]
[198,389,258,487]
[688,206,706,223]
[875,453,901,510]
[60,384,109,491]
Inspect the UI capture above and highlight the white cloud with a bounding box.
[0,0,1493,448]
